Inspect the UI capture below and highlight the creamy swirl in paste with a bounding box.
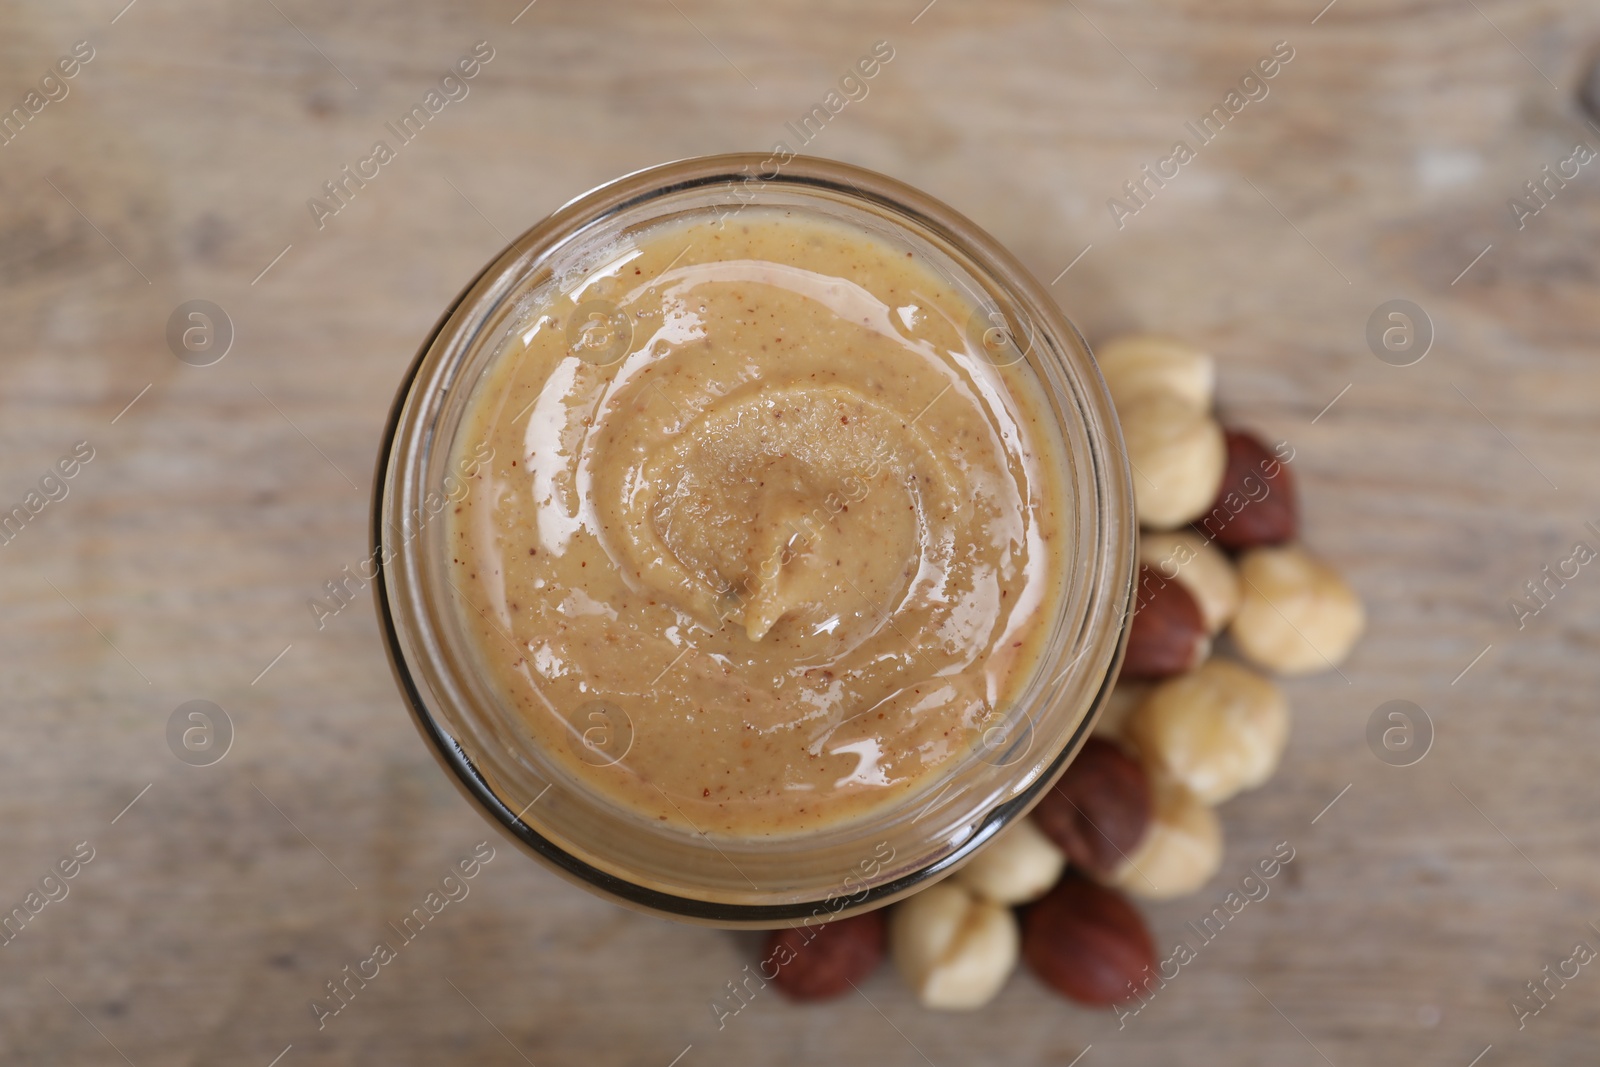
[449,210,1068,836]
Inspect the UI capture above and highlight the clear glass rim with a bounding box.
[372,153,1135,926]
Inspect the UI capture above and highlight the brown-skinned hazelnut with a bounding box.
[1030,738,1152,880]
[1122,563,1211,679]
[766,909,887,1001]
[1022,873,1156,1007]
[1191,429,1298,550]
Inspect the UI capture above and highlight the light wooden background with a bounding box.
[3,0,1599,1063]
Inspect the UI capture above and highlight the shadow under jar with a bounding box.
[373,154,1134,927]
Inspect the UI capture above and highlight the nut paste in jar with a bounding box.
[448,209,1071,837]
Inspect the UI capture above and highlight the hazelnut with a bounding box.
[1122,563,1211,679]
[1124,660,1288,805]
[1092,680,1150,740]
[1030,738,1152,880]
[1102,775,1222,900]
[1232,545,1365,675]
[765,909,887,1001]
[1191,429,1298,549]
[890,881,1019,1010]
[955,818,1066,906]
[1022,873,1156,1007]
[1120,396,1227,530]
[1097,334,1215,413]
[1139,530,1241,634]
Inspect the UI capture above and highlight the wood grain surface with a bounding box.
[3,0,1600,1064]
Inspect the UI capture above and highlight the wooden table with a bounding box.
[4,0,1599,1062]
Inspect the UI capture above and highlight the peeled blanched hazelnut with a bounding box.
[1124,660,1288,805]
[1122,563,1211,679]
[955,818,1066,906]
[1022,873,1156,1007]
[1232,545,1364,675]
[765,909,887,1001]
[1192,429,1299,549]
[1030,738,1152,881]
[1139,530,1241,634]
[1120,396,1227,530]
[1101,775,1222,900]
[1097,335,1215,413]
[890,881,1019,1010]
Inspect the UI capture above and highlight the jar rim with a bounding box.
[372,153,1135,926]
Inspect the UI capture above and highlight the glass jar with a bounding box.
[373,153,1134,926]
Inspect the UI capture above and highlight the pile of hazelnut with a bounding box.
[756,336,1365,1011]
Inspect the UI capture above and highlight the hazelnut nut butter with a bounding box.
[374,155,1134,925]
